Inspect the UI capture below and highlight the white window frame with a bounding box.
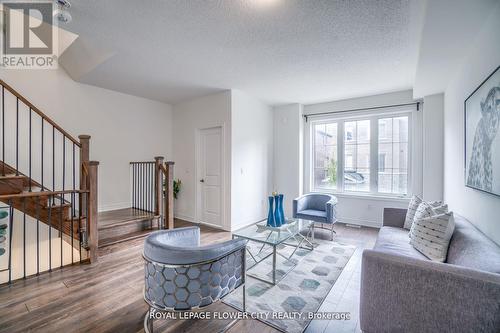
[306,109,414,199]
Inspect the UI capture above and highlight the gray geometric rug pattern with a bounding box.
[223,238,356,333]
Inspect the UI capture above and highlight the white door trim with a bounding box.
[195,124,226,229]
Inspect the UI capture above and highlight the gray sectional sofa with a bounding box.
[360,208,500,333]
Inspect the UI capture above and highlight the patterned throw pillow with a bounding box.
[409,212,455,262]
[403,196,422,229]
[409,202,448,238]
[428,200,443,207]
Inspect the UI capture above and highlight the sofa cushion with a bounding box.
[447,215,500,274]
[373,226,428,260]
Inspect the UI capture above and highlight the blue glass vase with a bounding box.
[278,194,285,224]
[267,196,275,227]
[274,195,282,227]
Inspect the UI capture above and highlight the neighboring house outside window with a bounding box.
[309,111,412,197]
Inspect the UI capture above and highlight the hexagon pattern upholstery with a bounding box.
[144,227,246,311]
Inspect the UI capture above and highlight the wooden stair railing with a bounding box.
[0,79,100,284]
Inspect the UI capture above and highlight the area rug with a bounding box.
[223,238,356,333]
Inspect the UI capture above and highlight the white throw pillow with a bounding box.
[404,195,422,229]
[409,212,455,262]
[428,200,443,207]
[408,202,449,238]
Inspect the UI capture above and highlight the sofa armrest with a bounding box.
[360,249,500,333]
[382,208,407,228]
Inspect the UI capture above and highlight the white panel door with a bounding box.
[197,127,223,227]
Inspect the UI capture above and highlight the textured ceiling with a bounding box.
[62,0,425,105]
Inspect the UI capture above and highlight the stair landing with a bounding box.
[98,208,159,248]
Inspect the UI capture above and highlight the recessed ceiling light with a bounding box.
[249,0,282,8]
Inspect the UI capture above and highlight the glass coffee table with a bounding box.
[232,218,314,285]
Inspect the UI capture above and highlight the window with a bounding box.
[344,120,370,192]
[309,113,411,197]
[378,116,408,194]
[313,122,338,190]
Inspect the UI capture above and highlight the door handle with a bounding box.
[200,179,205,183]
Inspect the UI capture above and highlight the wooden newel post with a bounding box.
[154,156,164,218]
[78,135,90,191]
[164,161,175,229]
[87,161,99,263]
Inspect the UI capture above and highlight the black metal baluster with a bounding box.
[139,163,144,210]
[62,137,66,193]
[72,143,75,263]
[136,164,138,209]
[134,164,137,209]
[60,193,63,268]
[1,86,4,176]
[151,163,154,213]
[41,119,44,190]
[23,198,26,279]
[85,192,89,252]
[147,163,150,212]
[132,164,137,208]
[78,192,82,263]
[48,196,52,272]
[152,163,155,213]
[149,163,153,212]
[62,136,66,262]
[8,202,13,284]
[29,109,32,191]
[139,163,141,210]
[72,143,75,215]
[36,197,40,275]
[15,98,19,175]
[52,126,55,202]
[149,163,151,212]
[132,164,135,208]
[70,191,74,264]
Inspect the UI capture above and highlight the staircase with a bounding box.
[0,78,175,283]
[0,161,79,240]
[97,158,174,248]
[0,79,99,284]
[98,208,159,247]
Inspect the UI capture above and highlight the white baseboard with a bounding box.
[98,202,131,212]
[174,213,196,223]
[338,217,381,228]
[174,214,230,231]
[230,218,264,232]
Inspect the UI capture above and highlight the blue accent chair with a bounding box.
[143,226,247,332]
[293,193,338,241]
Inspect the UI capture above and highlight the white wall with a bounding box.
[231,90,273,230]
[443,3,500,245]
[0,206,81,284]
[273,104,304,217]
[0,68,173,211]
[301,90,422,227]
[422,93,444,201]
[172,91,232,229]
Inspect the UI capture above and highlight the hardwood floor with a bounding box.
[0,219,378,333]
